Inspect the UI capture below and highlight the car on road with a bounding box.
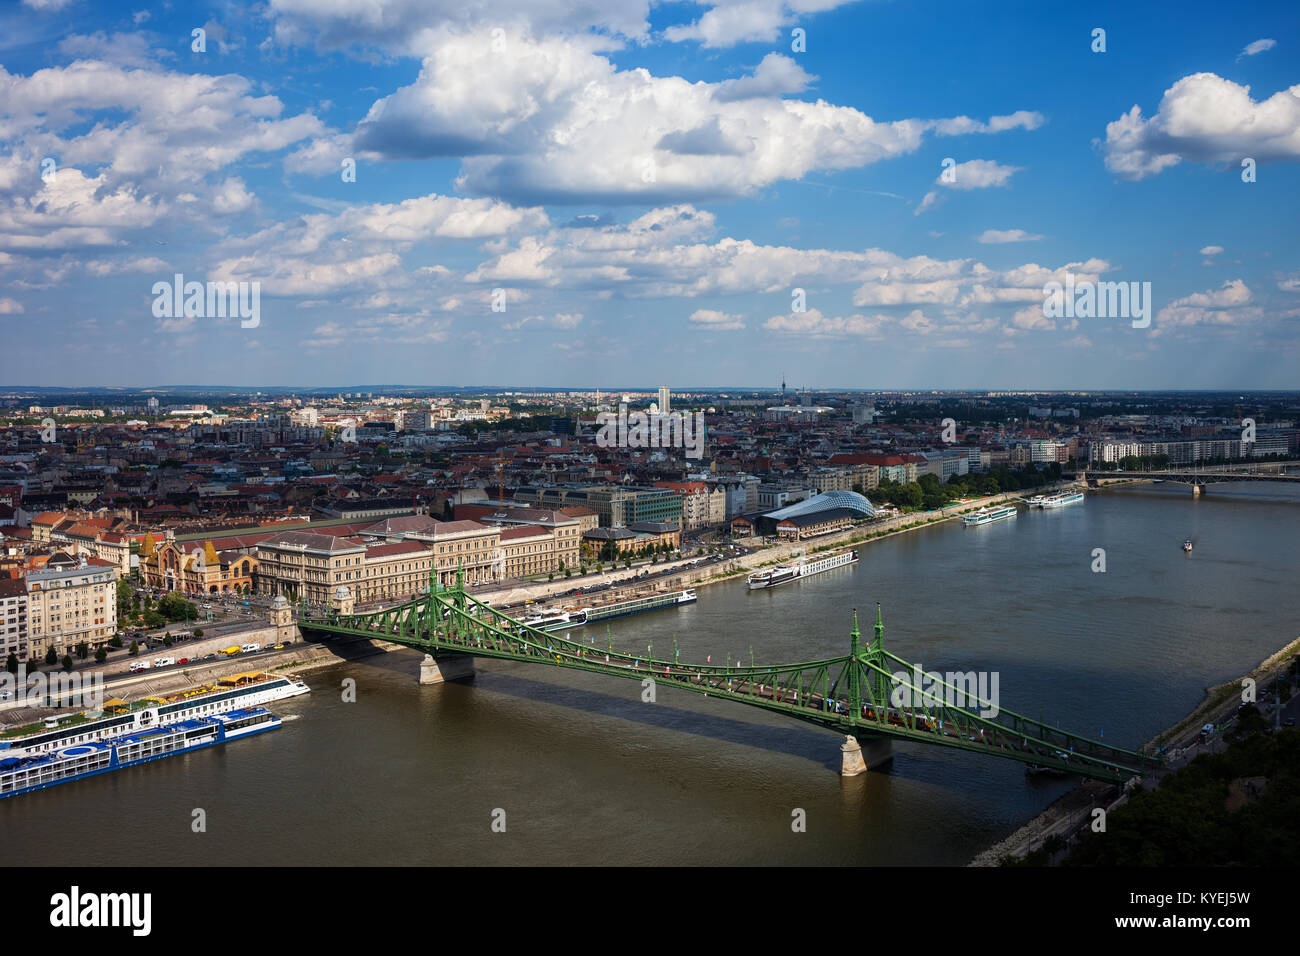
[1286,718,1296,727]
[201,654,216,660]
[272,643,286,649]
[177,658,189,664]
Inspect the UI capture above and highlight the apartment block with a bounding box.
[26,557,118,657]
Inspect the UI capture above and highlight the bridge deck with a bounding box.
[301,581,1160,784]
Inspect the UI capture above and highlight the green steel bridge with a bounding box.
[299,573,1160,783]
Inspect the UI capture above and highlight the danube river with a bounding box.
[9,482,1300,866]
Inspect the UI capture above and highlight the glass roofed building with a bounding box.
[765,490,875,522]
[734,490,876,539]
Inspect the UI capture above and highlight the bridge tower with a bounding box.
[840,604,893,777]
[331,585,354,616]
[270,594,298,645]
[419,565,475,685]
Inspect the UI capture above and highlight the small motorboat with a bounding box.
[1182,538,1193,552]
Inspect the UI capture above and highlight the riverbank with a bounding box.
[969,630,1300,866]
[520,483,1085,615]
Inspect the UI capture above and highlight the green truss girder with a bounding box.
[299,578,1161,784]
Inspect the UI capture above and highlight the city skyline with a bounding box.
[1,1,1298,389]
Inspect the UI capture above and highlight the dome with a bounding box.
[765,490,875,520]
[271,595,289,609]
[333,586,352,600]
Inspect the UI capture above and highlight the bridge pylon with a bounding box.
[840,605,893,776]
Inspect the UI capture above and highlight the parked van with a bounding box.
[153,657,174,667]
[240,643,261,653]
[129,661,151,672]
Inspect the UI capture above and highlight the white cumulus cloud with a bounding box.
[1101,73,1300,180]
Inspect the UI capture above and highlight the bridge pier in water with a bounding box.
[420,654,475,685]
[840,735,892,776]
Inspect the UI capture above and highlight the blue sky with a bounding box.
[0,0,1297,389]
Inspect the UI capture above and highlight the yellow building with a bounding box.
[141,536,256,595]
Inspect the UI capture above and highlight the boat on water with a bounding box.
[962,505,1018,527]
[0,706,280,800]
[1040,491,1085,509]
[519,607,589,631]
[747,548,859,590]
[585,589,696,622]
[0,672,309,758]
[1025,495,1048,507]
[517,589,697,631]
[1183,538,1194,552]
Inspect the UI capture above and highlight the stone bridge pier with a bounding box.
[419,654,475,684]
[840,734,893,776]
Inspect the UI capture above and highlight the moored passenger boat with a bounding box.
[962,505,1018,527]
[747,548,858,589]
[0,707,281,800]
[1040,491,1085,509]
[0,672,308,758]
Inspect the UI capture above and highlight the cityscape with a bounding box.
[1,0,1297,926]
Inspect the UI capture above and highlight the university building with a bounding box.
[477,507,581,573]
[254,531,368,605]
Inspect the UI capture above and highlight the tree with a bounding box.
[192,628,203,638]
[162,634,173,647]
[4,653,16,674]
[128,640,139,657]
[110,634,123,649]
[95,648,108,664]
[61,654,73,671]
[45,647,58,666]
[116,578,133,616]
[158,592,197,622]
[76,642,89,660]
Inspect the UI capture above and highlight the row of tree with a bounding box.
[866,464,1064,513]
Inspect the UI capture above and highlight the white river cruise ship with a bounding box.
[747,548,859,590]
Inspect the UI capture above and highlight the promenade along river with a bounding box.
[8,482,1299,866]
